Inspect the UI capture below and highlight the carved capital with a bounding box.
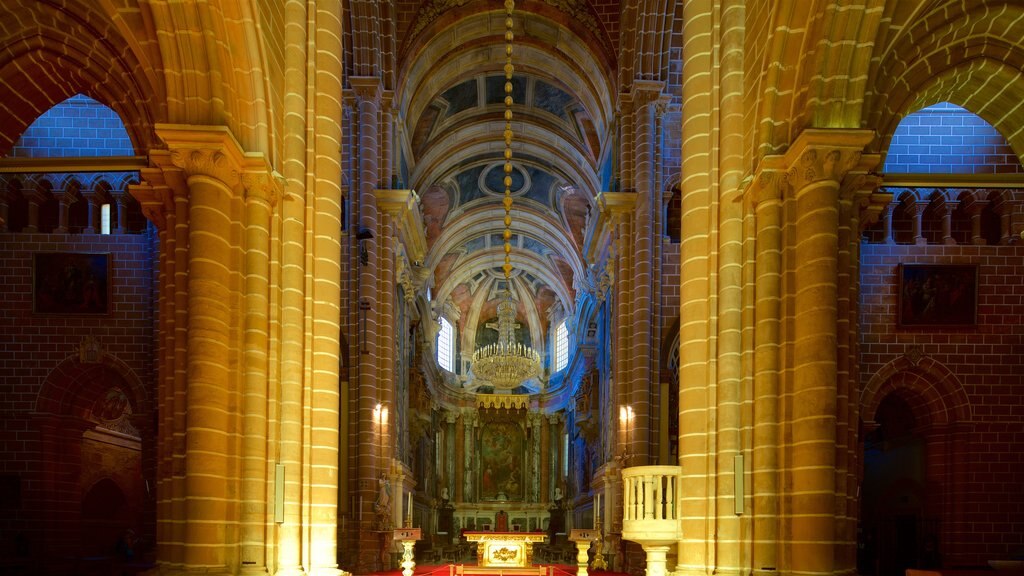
[155,124,248,190]
[169,148,241,188]
[754,129,876,200]
[350,76,383,103]
[630,79,666,111]
[242,169,282,207]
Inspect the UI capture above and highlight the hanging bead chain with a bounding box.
[502,0,515,281]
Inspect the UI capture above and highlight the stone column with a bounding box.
[967,202,986,245]
[529,411,543,502]
[463,409,478,502]
[455,413,465,503]
[882,202,895,244]
[911,201,927,245]
[309,4,344,574]
[83,191,100,233]
[115,191,130,233]
[782,130,874,576]
[599,193,637,463]
[278,0,309,571]
[24,188,44,232]
[445,411,457,501]
[747,167,784,576]
[239,168,278,575]
[941,202,957,245]
[540,413,551,501]
[629,81,666,467]
[161,126,248,572]
[130,167,179,564]
[53,187,70,233]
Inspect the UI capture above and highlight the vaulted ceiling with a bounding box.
[391,1,620,385]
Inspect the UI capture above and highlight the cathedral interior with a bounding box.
[0,1,1022,576]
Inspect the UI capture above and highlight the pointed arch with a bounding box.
[861,353,971,427]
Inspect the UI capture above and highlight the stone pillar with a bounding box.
[967,202,986,245]
[130,165,182,565]
[445,411,457,501]
[239,168,278,575]
[882,202,895,244]
[53,188,71,233]
[598,192,637,463]
[0,180,8,231]
[115,191,129,233]
[783,130,874,576]
[277,0,309,573]
[24,188,44,232]
[941,202,957,245]
[462,409,478,502]
[455,413,465,504]
[83,191,99,233]
[161,127,248,572]
[747,168,784,576]
[540,412,551,501]
[629,81,666,467]
[352,75,383,573]
[911,201,927,245]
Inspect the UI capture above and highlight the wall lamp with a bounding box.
[357,227,374,266]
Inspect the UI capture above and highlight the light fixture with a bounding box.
[469,0,541,391]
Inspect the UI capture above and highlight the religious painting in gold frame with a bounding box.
[478,418,525,501]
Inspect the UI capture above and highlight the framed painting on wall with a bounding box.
[897,263,977,327]
[33,252,111,315]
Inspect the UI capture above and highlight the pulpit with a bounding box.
[463,531,547,568]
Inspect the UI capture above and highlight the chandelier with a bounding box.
[469,0,541,391]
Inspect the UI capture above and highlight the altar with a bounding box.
[463,531,547,568]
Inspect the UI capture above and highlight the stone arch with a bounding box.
[861,352,971,428]
[36,352,148,420]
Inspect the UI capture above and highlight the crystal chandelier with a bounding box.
[470,0,541,391]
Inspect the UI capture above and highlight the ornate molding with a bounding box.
[350,76,383,103]
[242,169,282,207]
[169,148,240,188]
[155,124,248,189]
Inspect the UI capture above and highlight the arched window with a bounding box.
[437,317,454,372]
[554,319,568,372]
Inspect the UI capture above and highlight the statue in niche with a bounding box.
[373,473,392,531]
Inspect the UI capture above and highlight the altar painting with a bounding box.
[479,421,524,500]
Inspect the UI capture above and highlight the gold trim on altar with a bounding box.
[476,394,532,411]
[463,531,547,568]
